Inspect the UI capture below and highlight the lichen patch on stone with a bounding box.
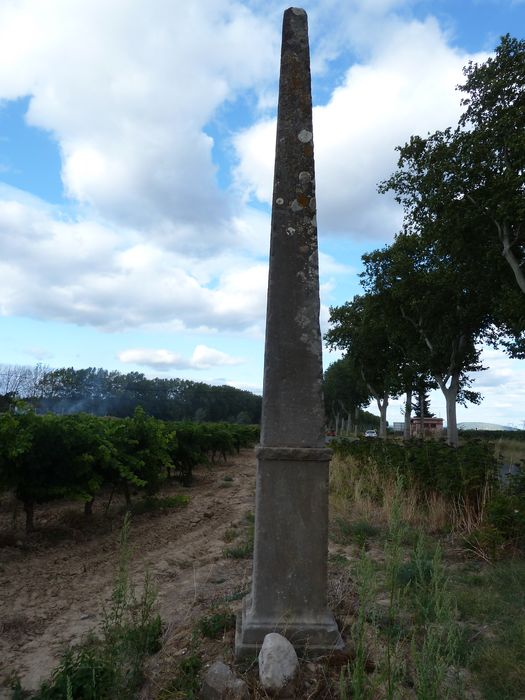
[297,129,312,143]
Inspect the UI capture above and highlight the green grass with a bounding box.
[158,652,203,699]
[13,513,162,700]
[453,559,525,699]
[332,517,381,546]
[223,541,253,559]
[130,494,190,515]
[197,609,235,639]
[223,512,254,559]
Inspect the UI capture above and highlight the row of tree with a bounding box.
[0,364,262,424]
[325,35,525,445]
[0,408,259,532]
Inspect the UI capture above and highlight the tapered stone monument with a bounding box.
[235,7,343,658]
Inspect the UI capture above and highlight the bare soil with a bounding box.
[0,449,257,696]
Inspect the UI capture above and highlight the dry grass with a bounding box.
[493,437,525,465]
[329,454,450,533]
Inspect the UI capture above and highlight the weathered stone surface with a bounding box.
[260,6,324,450]
[234,7,343,660]
[200,661,249,700]
[258,633,299,693]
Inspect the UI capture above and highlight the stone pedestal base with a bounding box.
[234,446,344,659]
[235,596,343,659]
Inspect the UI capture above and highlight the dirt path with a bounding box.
[0,449,256,695]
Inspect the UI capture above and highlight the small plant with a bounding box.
[349,549,377,699]
[18,513,162,700]
[224,513,254,558]
[159,651,203,699]
[130,494,190,515]
[197,608,235,639]
[329,552,350,566]
[223,527,238,543]
[223,541,253,559]
[410,537,460,698]
[333,517,381,546]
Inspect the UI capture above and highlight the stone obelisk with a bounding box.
[235,7,343,658]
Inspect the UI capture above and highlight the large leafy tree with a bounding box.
[326,293,406,438]
[361,234,488,446]
[323,356,371,435]
[380,34,525,354]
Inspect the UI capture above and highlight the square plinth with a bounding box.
[234,448,343,659]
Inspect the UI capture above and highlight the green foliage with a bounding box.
[332,518,380,547]
[159,652,203,699]
[30,366,262,423]
[0,413,258,529]
[454,559,525,699]
[223,513,254,559]
[17,514,162,700]
[380,34,525,357]
[130,494,190,515]
[331,437,497,502]
[197,609,235,639]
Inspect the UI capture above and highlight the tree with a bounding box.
[0,412,108,531]
[412,391,434,418]
[325,293,405,438]
[457,35,525,295]
[361,235,486,446]
[323,356,371,435]
[380,35,525,355]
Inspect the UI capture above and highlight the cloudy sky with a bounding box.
[1,0,524,428]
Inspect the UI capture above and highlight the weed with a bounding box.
[159,652,203,699]
[222,589,249,603]
[329,552,350,566]
[410,536,460,698]
[223,527,238,543]
[349,549,377,699]
[332,517,380,546]
[197,608,235,639]
[453,559,525,699]
[17,513,162,700]
[130,494,189,515]
[223,541,253,559]
[223,512,254,558]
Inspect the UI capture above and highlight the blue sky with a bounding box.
[1,0,524,428]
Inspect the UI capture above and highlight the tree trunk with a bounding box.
[445,391,459,447]
[24,500,34,533]
[419,389,425,437]
[84,497,95,517]
[436,374,460,447]
[123,482,132,508]
[376,393,389,439]
[354,405,359,436]
[404,389,412,440]
[499,221,525,294]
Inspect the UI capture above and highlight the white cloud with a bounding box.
[0,0,279,240]
[233,16,488,240]
[385,346,525,428]
[191,345,244,369]
[118,344,243,371]
[0,189,270,332]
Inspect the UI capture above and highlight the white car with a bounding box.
[364,429,378,438]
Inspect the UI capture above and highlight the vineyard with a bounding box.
[0,408,259,532]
